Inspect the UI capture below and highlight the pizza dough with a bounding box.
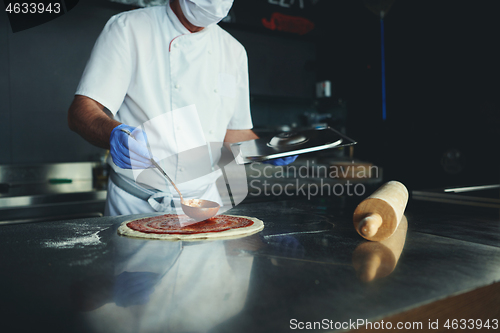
[117,214,264,241]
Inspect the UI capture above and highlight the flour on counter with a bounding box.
[43,227,109,249]
[69,258,95,266]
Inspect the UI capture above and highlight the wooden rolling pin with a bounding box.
[352,215,408,282]
[353,181,408,241]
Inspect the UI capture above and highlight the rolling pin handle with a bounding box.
[359,213,383,238]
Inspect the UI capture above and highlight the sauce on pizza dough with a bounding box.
[126,214,254,235]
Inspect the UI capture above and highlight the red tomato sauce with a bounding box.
[127,214,254,234]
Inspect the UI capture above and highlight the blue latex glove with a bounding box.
[113,271,160,307]
[263,155,298,166]
[110,124,152,169]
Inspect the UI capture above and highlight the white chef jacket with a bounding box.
[75,4,253,214]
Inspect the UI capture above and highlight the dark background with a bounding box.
[0,0,498,190]
[313,0,500,189]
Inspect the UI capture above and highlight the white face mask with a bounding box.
[178,0,234,27]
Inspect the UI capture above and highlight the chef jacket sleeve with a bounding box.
[226,46,253,130]
[75,13,134,115]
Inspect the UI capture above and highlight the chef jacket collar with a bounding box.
[166,0,212,36]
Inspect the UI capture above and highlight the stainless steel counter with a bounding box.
[0,197,499,333]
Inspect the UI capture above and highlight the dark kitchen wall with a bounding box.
[313,0,500,189]
[0,0,129,164]
[0,9,9,164]
[381,0,500,189]
[223,27,317,131]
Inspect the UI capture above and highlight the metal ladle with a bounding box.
[120,129,220,221]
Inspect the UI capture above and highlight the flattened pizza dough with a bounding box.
[117,214,264,241]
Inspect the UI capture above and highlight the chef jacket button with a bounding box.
[176,126,181,131]
[208,130,213,134]
[208,50,212,54]
[214,88,218,93]
[175,84,180,89]
[179,167,185,172]
[173,43,178,48]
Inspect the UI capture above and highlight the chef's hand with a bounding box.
[113,271,160,307]
[110,124,153,169]
[263,155,298,166]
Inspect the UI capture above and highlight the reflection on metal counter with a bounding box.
[2,198,500,332]
[352,215,408,282]
[72,235,257,333]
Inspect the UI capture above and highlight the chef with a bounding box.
[68,0,296,216]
